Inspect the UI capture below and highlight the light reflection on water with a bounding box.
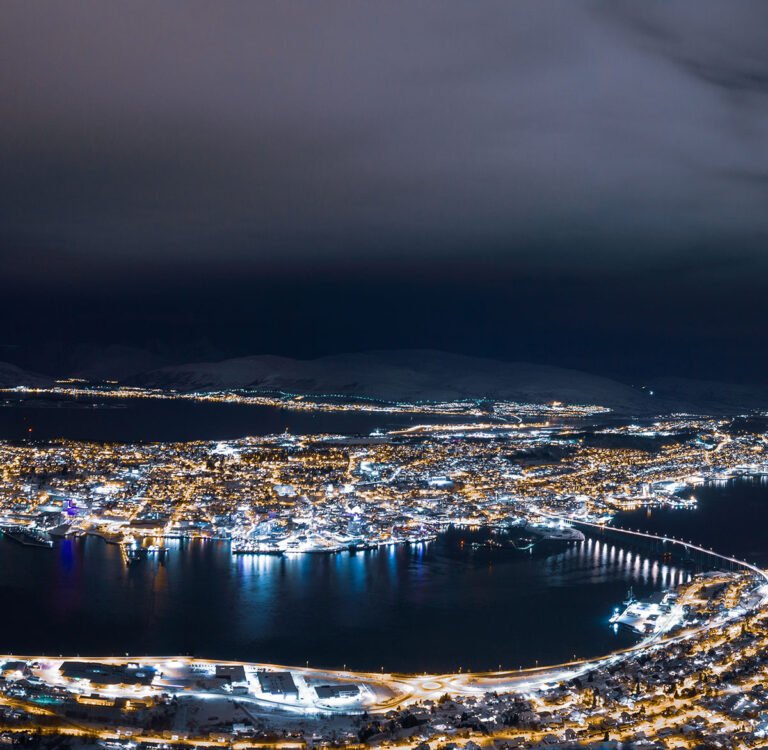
[0,526,705,672]
[540,535,692,591]
[548,537,690,588]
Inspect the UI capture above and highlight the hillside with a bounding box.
[133,350,657,412]
[0,361,51,388]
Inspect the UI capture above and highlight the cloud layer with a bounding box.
[2,1,768,274]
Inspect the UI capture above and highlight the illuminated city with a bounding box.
[3,0,768,747]
[2,382,768,747]
[0,386,766,559]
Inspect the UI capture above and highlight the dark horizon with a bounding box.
[3,2,768,383]
[3,249,768,384]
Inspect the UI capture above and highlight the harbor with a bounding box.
[609,588,681,635]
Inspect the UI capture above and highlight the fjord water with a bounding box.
[0,394,466,442]
[0,527,696,672]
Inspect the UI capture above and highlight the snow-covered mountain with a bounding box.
[133,350,656,411]
[646,377,768,414]
[3,348,765,414]
[0,361,51,388]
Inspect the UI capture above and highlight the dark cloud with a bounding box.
[603,2,768,94]
[2,1,768,263]
[1,1,767,378]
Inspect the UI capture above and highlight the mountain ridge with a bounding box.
[131,350,658,412]
[2,349,766,415]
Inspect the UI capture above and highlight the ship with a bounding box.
[0,526,54,549]
[610,590,676,635]
[125,545,148,563]
[231,538,284,555]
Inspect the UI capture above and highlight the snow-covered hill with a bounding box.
[3,348,765,414]
[0,361,51,388]
[133,350,656,411]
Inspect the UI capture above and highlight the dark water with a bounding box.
[0,395,467,442]
[615,476,768,567]
[0,528,695,672]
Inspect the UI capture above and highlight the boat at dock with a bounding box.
[610,590,678,635]
[231,542,284,556]
[125,545,148,563]
[0,526,54,549]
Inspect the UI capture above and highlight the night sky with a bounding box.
[2,2,767,381]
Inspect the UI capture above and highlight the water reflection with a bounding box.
[0,527,706,672]
[545,537,691,588]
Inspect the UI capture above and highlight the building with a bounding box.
[314,684,360,699]
[257,671,298,697]
[59,661,156,686]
